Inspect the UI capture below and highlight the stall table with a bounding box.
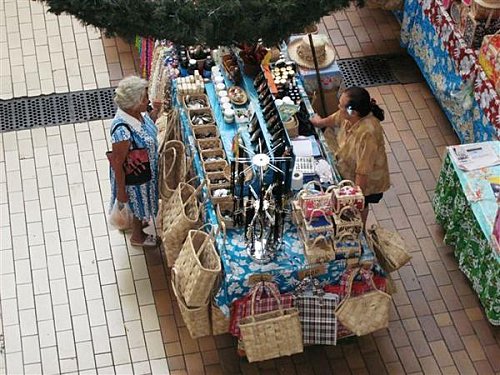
[175,66,385,320]
[433,141,500,325]
[401,0,500,142]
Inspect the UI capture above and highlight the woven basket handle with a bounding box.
[343,268,380,299]
[305,208,332,226]
[162,146,177,180]
[249,282,283,319]
[195,223,218,256]
[304,180,325,193]
[182,176,206,207]
[338,180,355,189]
[337,205,361,223]
[334,231,357,243]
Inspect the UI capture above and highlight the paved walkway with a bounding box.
[1,1,499,375]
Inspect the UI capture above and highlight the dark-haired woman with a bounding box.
[311,86,390,226]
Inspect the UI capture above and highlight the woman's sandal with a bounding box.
[130,234,160,248]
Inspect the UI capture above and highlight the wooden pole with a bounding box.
[307,33,327,117]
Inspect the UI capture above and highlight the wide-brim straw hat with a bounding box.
[288,34,336,70]
[474,0,500,8]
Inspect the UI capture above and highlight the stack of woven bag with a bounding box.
[171,224,224,339]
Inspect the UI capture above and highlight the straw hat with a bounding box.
[474,0,500,8]
[288,34,335,70]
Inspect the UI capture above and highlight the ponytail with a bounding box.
[370,98,385,122]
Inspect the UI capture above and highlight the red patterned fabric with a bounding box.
[324,271,387,339]
[229,282,294,339]
[420,0,500,136]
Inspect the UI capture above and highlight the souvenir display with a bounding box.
[147,42,402,362]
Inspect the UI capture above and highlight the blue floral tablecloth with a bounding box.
[175,81,381,316]
[401,0,500,143]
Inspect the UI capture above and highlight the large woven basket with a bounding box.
[239,287,303,362]
[162,178,203,267]
[159,140,186,202]
[171,270,211,339]
[335,269,391,336]
[211,303,230,335]
[173,226,221,307]
[366,225,411,273]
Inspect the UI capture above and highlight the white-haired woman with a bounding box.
[109,76,161,247]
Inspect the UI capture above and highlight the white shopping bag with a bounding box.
[108,201,134,231]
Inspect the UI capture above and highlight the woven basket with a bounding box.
[333,205,363,235]
[211,303,230,335]
[201,148,226,162]
[159,140,186,202]
[162,177,203,267]
[203,159,228,173]
[188,108,215,127]
[239,287,303,362]
[183,93,210,111]
[303,208,335,236]
[331,180,365,213]
[333,232,362,260]
[335,269,391,336]
[301,231,335,264]
[284,116,299,138]
[207,170,231,191]
[198,137,222,151]
[173,226,221,307]
[366,225,411,273]
[216,200,236,229]
[193,124,220,140]
[472,0,500,19]
[297,181,335,219]
[171,269,211,339]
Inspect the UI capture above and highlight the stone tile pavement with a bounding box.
[1,1,499,375]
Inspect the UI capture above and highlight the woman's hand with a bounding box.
[310,114,323,127]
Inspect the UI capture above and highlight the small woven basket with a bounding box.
[198,137,222,151]
[239,287,303,362]
[188,108,215,127]
[203,159,228,173]
[173,226,221,307]
[216,200,236,229]
[207,170,231,191]
[193,124,220,140]
[201,148,226,162]
[183,93,210,111]
[333,205,363,235]
[171,269,211,339]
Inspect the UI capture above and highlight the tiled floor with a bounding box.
[1,1,499,375]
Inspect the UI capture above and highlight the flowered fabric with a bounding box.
[401,0,500,142]
[433,147,500,325]
[109,112,159,221]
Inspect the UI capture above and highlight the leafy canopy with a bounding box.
[37,0,361,46]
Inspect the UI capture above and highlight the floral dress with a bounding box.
[109,108,159,221]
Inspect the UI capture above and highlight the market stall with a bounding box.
[401,0,500,143]
[148,41,411,361]
[433,141,500,325]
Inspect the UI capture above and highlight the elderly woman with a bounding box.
[311,86,390,226]
[109,76,161,247]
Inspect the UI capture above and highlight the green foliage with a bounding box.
[37,0,362,46]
